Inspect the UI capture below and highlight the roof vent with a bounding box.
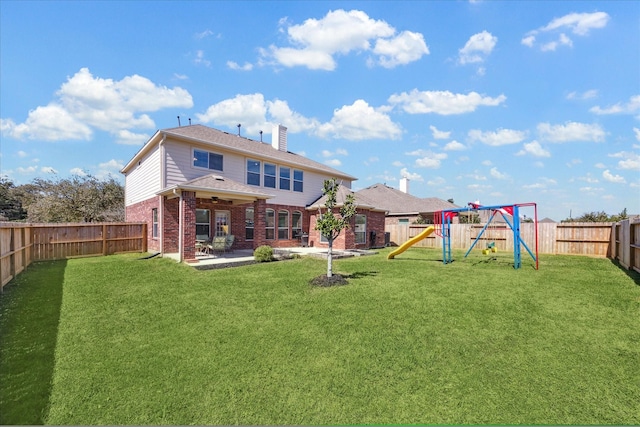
[272,124,287,151]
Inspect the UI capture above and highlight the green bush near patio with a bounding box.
[1,249,639,425]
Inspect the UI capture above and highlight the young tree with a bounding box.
[314,178,357,278]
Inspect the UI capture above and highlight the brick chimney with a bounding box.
[272,124,287,152]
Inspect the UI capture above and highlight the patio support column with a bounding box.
[182,190,197,262]
[253,199,266,250]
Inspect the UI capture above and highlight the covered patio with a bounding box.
[157,174,273,263]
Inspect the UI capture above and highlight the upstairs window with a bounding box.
[293,170,303,192]
[193,149,223,171]
[279,167,291,190]
[264,163,276,188]
[247,159,261,186]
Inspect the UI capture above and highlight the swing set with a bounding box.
[434,202,539,270]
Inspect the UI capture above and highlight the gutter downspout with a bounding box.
[173,188,183,262]
[159,134,166,255]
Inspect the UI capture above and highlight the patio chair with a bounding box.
[207,236,227,254]
[224,234,235,252]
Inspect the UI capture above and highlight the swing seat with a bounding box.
[491,247,498,253]
[487,242,495,249]
[482,249,490,255]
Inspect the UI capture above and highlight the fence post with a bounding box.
[102,224,108,256]
[142,223,148,253]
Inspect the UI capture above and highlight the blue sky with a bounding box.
[1,1,638,221]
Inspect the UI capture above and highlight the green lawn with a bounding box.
[1,249,639,425]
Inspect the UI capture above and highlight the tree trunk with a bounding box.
[327,238,333,278]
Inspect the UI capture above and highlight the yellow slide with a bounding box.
[387,226,435,259]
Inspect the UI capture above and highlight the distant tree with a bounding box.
[0,176,27,221]
[561,209,627,223]
[17,174,124,222]
[413,214,427,224]
[314,178,357,279]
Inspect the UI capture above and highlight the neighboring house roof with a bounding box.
[157,173,273,203]
[355,183,458,215]
[539,217,556,223]
[121,124,356,181]
[306,184,385,212]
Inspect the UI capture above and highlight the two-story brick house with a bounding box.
[121,124,386,262]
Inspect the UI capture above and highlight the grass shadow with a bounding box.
[609,258,640,286]
[343,270,379,280]
[0,259,67,425]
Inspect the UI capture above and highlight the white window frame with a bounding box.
[247,159,261,186]
[278,210,289,240]
[355,214,366,244]
[264,163,277,189]
[265,209,275,240]
[196,209,211,240]
[245,208,254,241]
[193,149,223,171]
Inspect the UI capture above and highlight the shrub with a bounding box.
[253,245,274,262]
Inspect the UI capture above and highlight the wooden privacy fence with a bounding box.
[612,218,640,273]
[387,221,621,259]
[1,222,147,289]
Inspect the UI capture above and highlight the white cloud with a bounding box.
[266,99,320,134]
[468,128,526,146]
[324,159,342,167]
[1,68,192,142]
[194,50,211,67]
[458,30,497,64]
[602,170,626,183]
[516,140,551,157]
[388,89,506,115]
[41,166,58,174]
[523,11,609,51]
[409,150,447,169]
[590,95,640,115]
[116,130,150,145]
[429,125,450,139]
[2,104,93,141]
[489,167,508,179]
[444,140,466,151]
[537,121,605,143]
[542,11,610,36]
[567,89,598,100]
[16,166,38,174]
[262,9,427,70]
[609,151,640,171]
[198,94,400,141]
[635,127,640,141]
[521,35,536,47]
[195,29,214,39]
[372,30,429,68]
[197,93,269,135]
[227,61,254,71]
[400,167,423,181]
[99,159,124,170]
[173,73,188,80]
[70,168,88,176]
[316,99,402,140]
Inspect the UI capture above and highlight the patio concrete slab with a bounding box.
[162,247,378,270]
